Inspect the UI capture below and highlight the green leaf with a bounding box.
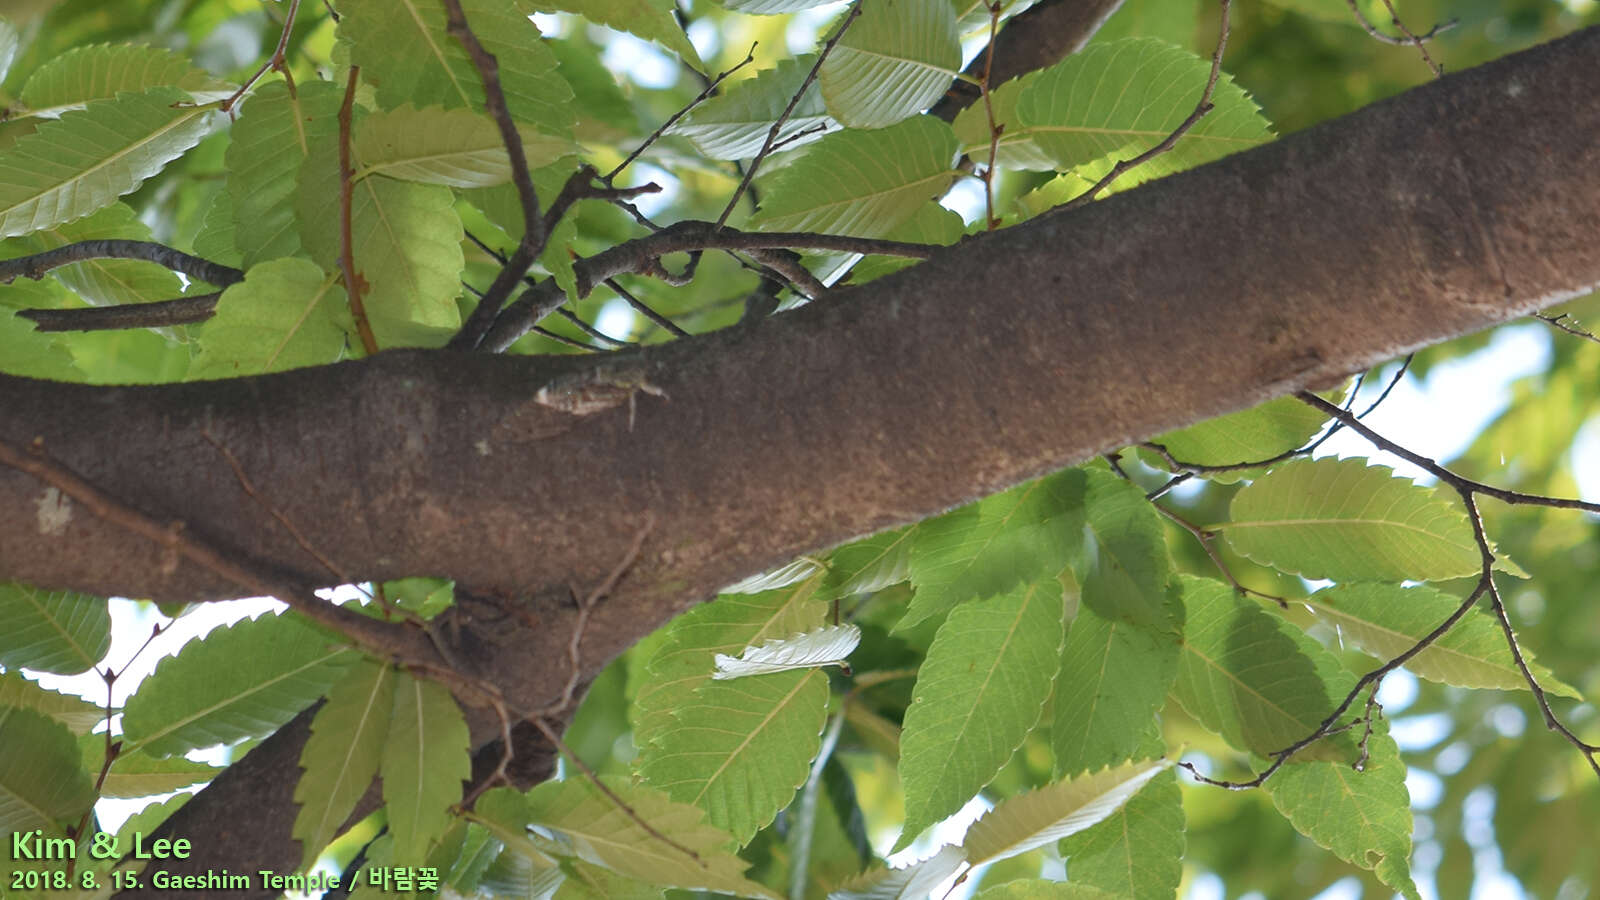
[0,308,83,380]
[953,76,1071,171]
[819,0,961,128]
[1090,0,1202,46]
[825,525,914,597]
[521,0,705,73]
[294,659,397,869]
[0,709,96,833]
[1222,457,1484,581]
[296,162,465,348]
[670,56,835,160]
[751,116,958,237]
[227,80,343,267]
[120,611,358,758]
[383,670,471,863]
[1170,576,1356,761]
[960,758,1172,866]
[1014,38,1272,184]
[714,0,842,14]
[0,583,109,675]
[637,668,829,843]
[18,44,232,118]
[0,17,18,85]
[555,858,664,899]
[82,739,218,798]
[1051,604,1178,775]
[30,202,183,307]
[339,0,574,137]
[1057,769,1184,900]
[470,788,563,870]
[355,105,578,187]
[0,86,214,238]
[974,882,1117,899]
[1263,721,1420,900]
[189,258,349,378]
[1149,395,1332,477]
[829,844,967,899]
[0,672,105,734]
[1302,583,1581,698]
[1078,467,1177,633]
[901,468,1086,631]
[523,776,779,898]
[898,580,1066,849]
[634,576,828,745]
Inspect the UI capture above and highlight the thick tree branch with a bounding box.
[0,27,1596,898]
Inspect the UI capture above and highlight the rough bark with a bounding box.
[0,25,1595,899]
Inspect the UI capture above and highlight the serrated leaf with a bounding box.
[81,739,218,798]
[716,0,842,13]
[355,105,578,187]
[960,759,1171,866]
[294,659,396,869]
[828,844,966,899]
[339,0,573,137]
[470,788,563,871]
[1263,721,1419,900]
[1057,769,1184,899]
[1222,457,1483,581]
[825,525,914,597]
[670,56,836,160]
[1051,604,1178,775]
[752,116,958,237]
[713,624,861,679]
[521,0,704,73]
[30,202,183,308]
[1149,394,1332,477]
[1079,467,1176,632]
[901,468,1086,631]
[383,670,471,863]
[1302,583,1580,698]
[0,86,214,238]
[0,708,96,832]
[120,611,358,758]
[297,158,465,348]
[721,557,823,594]
[634,577,829,746]
[18,44,233,118]
[0,583,110,675]
[638,667,829,842]
[898,580,1066,849]
[523,776,779,898]
[820,0,961,128]
[1014,38,1272,185]
[1170,576,1355,761]
[0,672,105,734]
[554,857,663,900]
[190,258,348,378]
[952,76,1066,171]
[228,80,343,267]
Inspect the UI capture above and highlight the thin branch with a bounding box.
[1360,0,1447,75]
[0,240,243,288]
[1048,0,1231,217]
[605,45,759,183]
[1533,311,1600,344]
[714,1,862,230]
[554,306,635,348]
[336,65,379,356]
[605,278,692,339]
[20,292,222,333]
[219,0,302,113]
[979,0,1005,231]
[441,0,547,351]
[1342,0,1455,48]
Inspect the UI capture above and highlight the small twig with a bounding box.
[336,65,379,356]
[0,241,243,288]
[605,44,759,183]
[605,278,692,339]
[219,0,302,113]
[1532,311,1600,344]
[714,1,863,230]
[1484,576,1600,775]
[979,0,1005,230]
[1342,0,1455,48]
[21,292,222,333]
[554,306,635,348]
[545,515,655,718]
[1049,0,1232,217]
[441,0,547,351]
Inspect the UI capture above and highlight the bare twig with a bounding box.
[441,0,548,351]
[1533,311,1600,344]
[0,241,243,288]
[605,45,759,183]
[21,292,222,333]
[605,278,693,339]
[336,65,379,356]
[219,0,302,112]
[1353,0,1447,75]
[979,0,1006,230]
